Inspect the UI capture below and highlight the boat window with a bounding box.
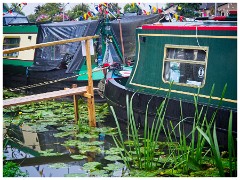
[163,44,208,88]
[3,37,20,58]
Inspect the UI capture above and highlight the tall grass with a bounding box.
[111,87,172,170]
[110,84,236,176]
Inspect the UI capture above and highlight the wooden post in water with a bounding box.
[72,84,79,124]
[85,39,96,127]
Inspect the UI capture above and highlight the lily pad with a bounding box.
[104,155,122,161]
[70,154,87,160]
[53,131,74,138]
[90,170,109,177]
[86,141,104,146]
[105,147,124,155]
[103,162,125,171]
[76,133,99,139]
[62,140,80,147]
[93,127,117,134]
[57,125,78,132]
[64,173,88,177]
[82,162,101,171]
[29,124,48,132]
[78,145,101,154]
[39,149,63,156]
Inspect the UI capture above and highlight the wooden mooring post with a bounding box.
[3,36,99,127]
[85,39,96,127]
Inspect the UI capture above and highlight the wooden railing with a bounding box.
[3,35,99,127]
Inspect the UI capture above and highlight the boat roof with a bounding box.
[38,20,98,27]
[3,12,26,18]
[141,21,237,31]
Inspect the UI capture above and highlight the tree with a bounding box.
[108,3,121,14]
[176,3,202,18]
[28,14,38,22]
[27,3,65,22]
[67,3,90,20]
[9,3,25,15]
[36,3,63,17]
[3,3,9,12]
[123,3,141,14]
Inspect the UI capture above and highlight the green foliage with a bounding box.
[82,162,101,171]
[37,3,63,18]
[67,4,90,20]
[103,162,125,171]
[105,147,124,155]
[39,149,63,156]
[130,169,163,177]
[123,3,140,13]
[111,83,237,177]
[104,155,122,161]
[111,87,171,171]
[70,154,87,160]
[3,161,28,177]
[90,170,109,177]
[27,3,63,22]
[175,3,201,17]
[9,3,25,15]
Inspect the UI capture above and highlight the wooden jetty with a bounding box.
[3,36,99,127]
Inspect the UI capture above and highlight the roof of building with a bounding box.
[199,3,227,10]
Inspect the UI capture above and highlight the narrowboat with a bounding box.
[3,12,38,88]
[3,14,161,94]
[104,20,237,147]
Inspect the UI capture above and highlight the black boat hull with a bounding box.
[104,73,237,149]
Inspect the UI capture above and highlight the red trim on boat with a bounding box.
[142,25,237,31]
[212,16,226,21]
[229,10,237,15]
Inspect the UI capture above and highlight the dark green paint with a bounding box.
[126,28,237,109]
[3,25,38,34]
[3,59,33,67]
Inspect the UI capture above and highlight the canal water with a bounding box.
[3,91,236,177]
[3,94,128,177]
[4,116,128,177]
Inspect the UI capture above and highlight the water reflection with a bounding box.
[3,116,125,177]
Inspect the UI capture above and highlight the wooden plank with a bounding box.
[3,35,99,54]
[3,87,87,108]
[85,39,96,127]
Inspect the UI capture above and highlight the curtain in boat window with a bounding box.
[163,45,208,88]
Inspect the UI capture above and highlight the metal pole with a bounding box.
[118,19,125,65]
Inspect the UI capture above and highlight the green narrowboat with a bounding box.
[104,21,237,148]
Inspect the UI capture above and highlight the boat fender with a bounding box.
[97,78,106,98]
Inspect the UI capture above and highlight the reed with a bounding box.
[110,84,236,176]
[111,87,172,170]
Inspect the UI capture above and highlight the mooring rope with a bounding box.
[195,26,207,52]
[5,66,109,92]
